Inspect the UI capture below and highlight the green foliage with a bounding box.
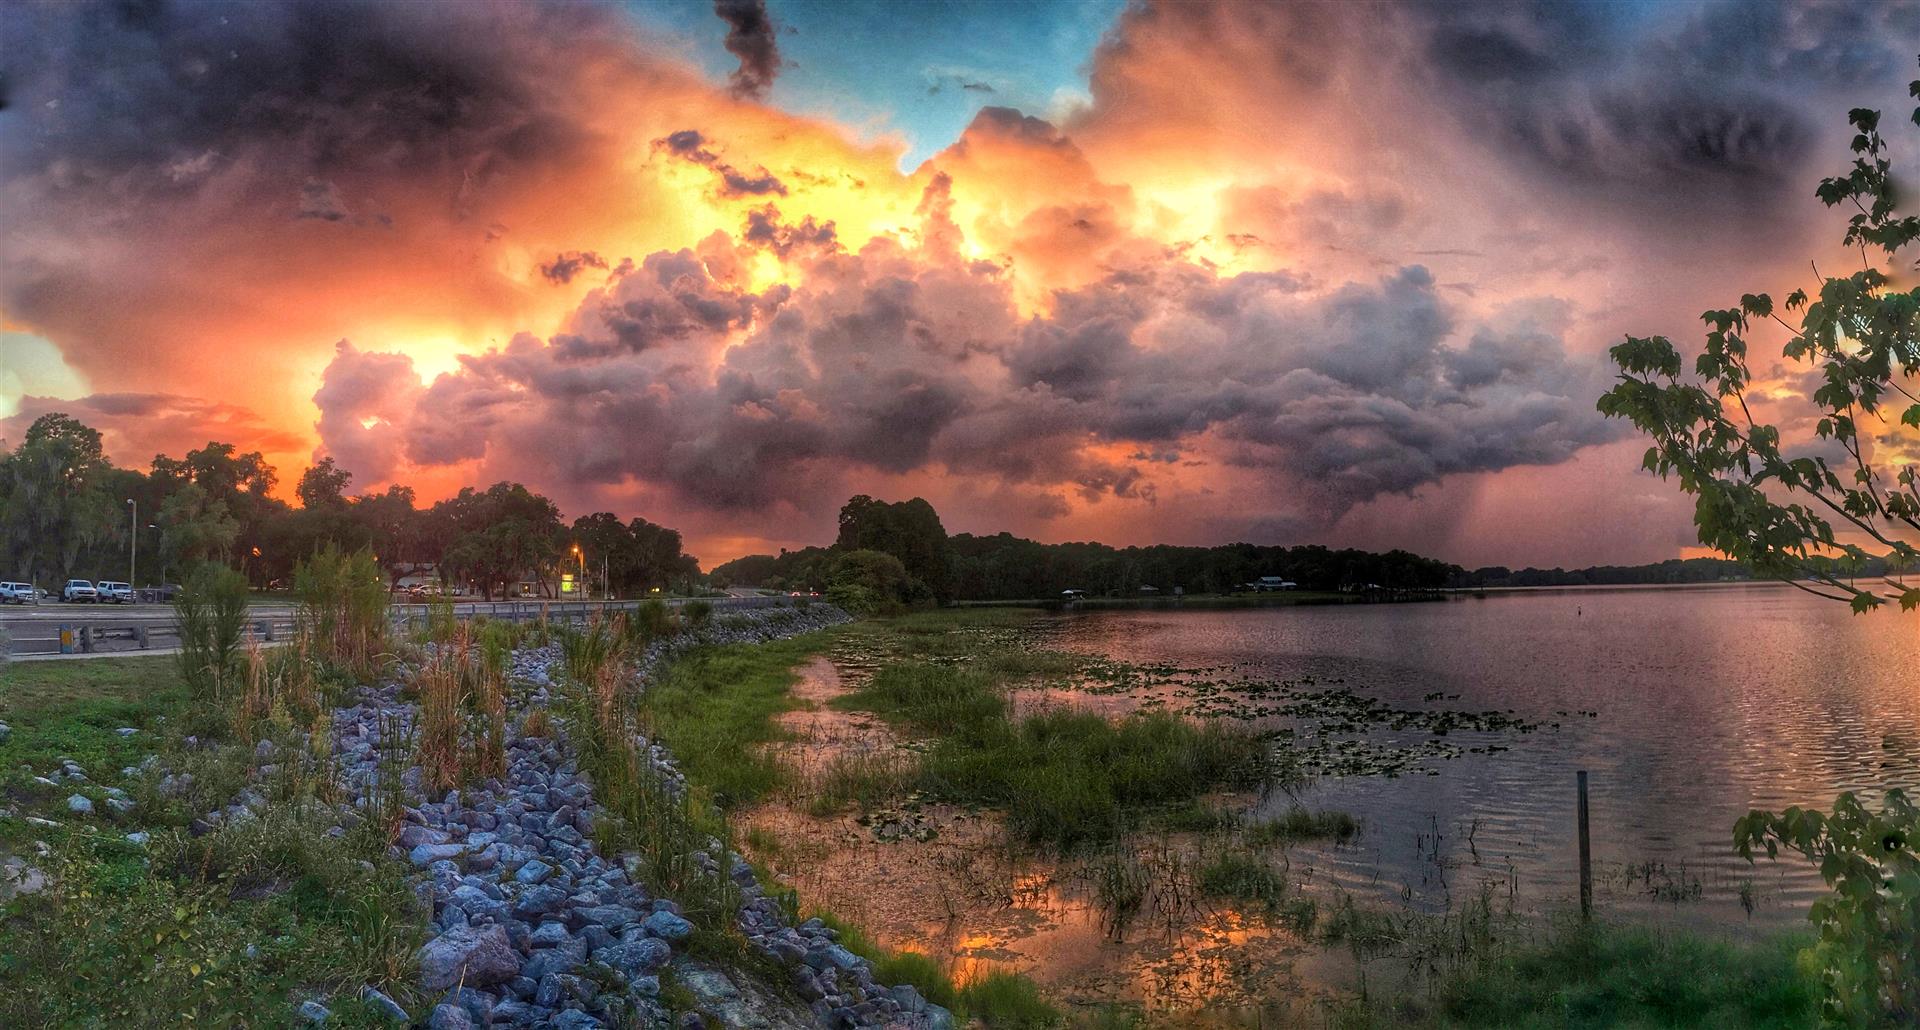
[0,412,117,585]
[827,548,920,614]
[681,599,713,630]
[959,971,1063,1028]
[630,597,677,643]
[571,511,700,596]
[640,635,839,806]
[175,561,251,714]
[1598,72,1920,612]
[836,494,951,599]
[1197,852,1289,909]
[1734,791,1919,1026]
[293,544,390,679]
[844,661,1275,850]
[1344,919,1818,1030]
[1245,807,1359,846]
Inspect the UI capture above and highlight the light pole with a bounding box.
[125,499,136,594]
[571,543,585,602]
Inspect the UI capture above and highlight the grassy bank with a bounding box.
[0,654,424,1027]
[638,628,845,807]
[1330,916,1819,1030]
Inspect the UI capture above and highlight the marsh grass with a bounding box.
[638,633,841,807]
[293,545,390,681]
[1336,915,1818,1029]
[1244,808,1358,847]
[842,661,1273,849]
[805,747,919,815]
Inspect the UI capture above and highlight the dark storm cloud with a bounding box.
[296,178,350,221]
[1407,0,1920,200]
[714,0,782,100]
[312,230,1617,522]
[540,251,609,284]
[742,207,838,257]
[551,249,762,359]
[654,129,788,197]
[1,0,591,201]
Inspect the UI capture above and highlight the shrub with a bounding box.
[682,599,713,631]
[293,544,389,679]
[175,561,250,715]
[1735,790,1918,1027]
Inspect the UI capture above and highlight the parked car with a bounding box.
[96,580,135,604]
[62,579,98,603]
[0,581,37,605]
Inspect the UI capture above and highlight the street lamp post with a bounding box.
[125,499,136,594]
[571,544,585,602]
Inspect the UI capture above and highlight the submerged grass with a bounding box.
[842,659,1274,850]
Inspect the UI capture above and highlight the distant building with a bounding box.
[1061,589,1087,599]
[1138,584,1159,594]
[1249,576,1298,592]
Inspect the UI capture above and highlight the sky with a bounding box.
[3,0,1917,569]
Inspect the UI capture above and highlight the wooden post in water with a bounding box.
[1577,770,1592,920]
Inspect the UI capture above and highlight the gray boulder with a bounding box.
[418,924,521,992]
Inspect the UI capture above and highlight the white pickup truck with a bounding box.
[0,581,37,605]
[96,580,135,604]
[62,580,98,603]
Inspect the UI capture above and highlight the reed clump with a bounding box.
[293,544,390,680]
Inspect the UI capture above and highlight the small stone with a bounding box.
[513,858,555,885]
[0,723,10,743]
[106,797,135,816]
[116,727,138,737]
[297,999,330,1023]
[578,904,641,931]
[425,1004,472,1030]
[66,795,94,815]
[359,986,408,1023]
[125,831,151,846]
[509,883,568,920]
[417,924,521,992]
[529,921,574,947]
[594,937,671,978]
[410,843,467,868]
[641,910,693,942]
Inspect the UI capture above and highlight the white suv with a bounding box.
[62,580,98,603]
[0,582,36,605]
[96,581,135,604]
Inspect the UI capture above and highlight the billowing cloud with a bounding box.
[6,0,1916,567]
[714,0,782,100]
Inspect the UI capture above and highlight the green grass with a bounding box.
[960,971,1064,1027]
[1197,852,1289,908]
[1352,919,1819,1029]
[1245,807,1359,846]
[639,630,841,807]
[808,910,1058,1027]
[841,660,1273,850]
[0,656,424,1027]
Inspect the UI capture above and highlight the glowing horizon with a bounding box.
[4,0,1917,567]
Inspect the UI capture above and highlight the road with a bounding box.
[1,595,790,660]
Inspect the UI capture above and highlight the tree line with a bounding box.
[711,494,1462,602]
[0,413,698,598]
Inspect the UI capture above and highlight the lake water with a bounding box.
[1040,584,1920,932]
